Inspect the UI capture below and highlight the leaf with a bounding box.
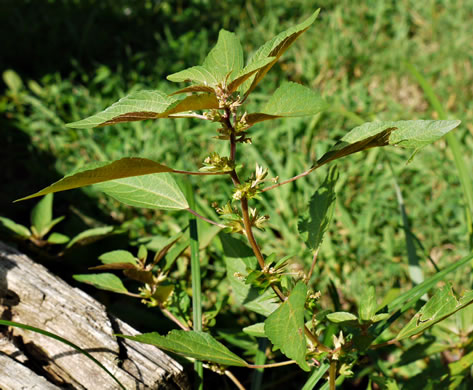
[202,29,244,82]
[0,216,31,238]
[298,166,338,250]
[227,57,275,92]
[241,9,320,95]
[167,66,219,86]
[3,69,23,94]
[30,193,53,237]
[66,90,179,128]
[358,285,377,322]
[170,85,216,95]
[264,281,310,371]
[242,323,266,338]
[316,120,461,166]
[66,226,115,248]
[118,330,248,367]
[326,312,358,324]
[16,158,174,202]
[99,250,138,266]
[220,234,279,316]
[47,232,70,244]
[449,349,473,377]
[247,82,326,125]
[396,285,473,340]
[123,269,155,285]
[73,273,129,294]
[165,93,219,116]
[95,173,189,210]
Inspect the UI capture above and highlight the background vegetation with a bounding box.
[1,1,473,388]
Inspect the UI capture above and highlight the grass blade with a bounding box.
[0,319,127,390]
[301,362,330,390]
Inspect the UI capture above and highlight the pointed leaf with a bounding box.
[30,193,53,236]
[164,93,219,115]
[66,90,179,128]
[202,29,244,82]
[298,166,338,250]
[0,216,31,238]
[358,285,377,322]
[242,9,320,95]
[228,57,275,92]
[317,120,461,166]
[99,250,138,266]
[167,66,219,86]
[118,330,248,367]
[46,232,70,244]
[326,312,358,324]
[16,158,173,201]
[73,273,129,294]
[396,285,473,340]
[264,281,310,371]
[89,263,137,271]
[220,235,279,316]
[95,173,189,210]
[170,85,216,95]
[242,323,266,338]
[41,216,65,237]
[66,226,115,248]
[123,269,155,285]
[247,82,326,125]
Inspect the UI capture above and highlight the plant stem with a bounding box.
[262,167,315,193]
[225,370,247,390]
[173,169,229,176]
[307,248,320,283]
[248,360,297,369]
[186,208,226,228]
[329,360,337,390]
[160,306,190,331]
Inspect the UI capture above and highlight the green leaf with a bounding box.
[326,312,358,324]
[298,166,338,250]
[242,323,266,338]
[247,82,326,125]
[73,273,129,294]
[371,313,390,323]
[227,57,275,92]
[30,194,53,237]
[449,349,473,377]
[95,173,189,211]
[3,69,23,94]
[359,285,377,322]
[241,9,320,95]
[165,93,219,116]
[16,158,173,201]
[0,216,31,238]
[202,29,244,82]
[67,90,183,128]
[99,250,138,266]
[66,226,115,248]
[264,281,310,371]
[396,285,473,340]
[118,330,248,367]
[220,234,279,316]
[170,85,216,95]
[46,232,70,244]
[316,120,461,166]
[167,66,219,86]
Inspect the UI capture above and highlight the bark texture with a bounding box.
[0,241,190,390]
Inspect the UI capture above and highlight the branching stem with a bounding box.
[186,208,226,228]
[262,166,316,193]
[307,248,320,282]
[160,306,190,331]
[247,360,297,369]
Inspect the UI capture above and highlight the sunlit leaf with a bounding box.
[264,281,310,371]
[118,330,248,367]
[0,216,31,238]
[66,226,115,248]
[30,193,53,236]
[47,232,70,244]
[227,57,275,92]
[99,250,138,266]
[16,158,173,201]
[167,66,219,86]
[358,285,377,322]
[73,273,129,294]
[326,312,358,323]
[242,323,266,338]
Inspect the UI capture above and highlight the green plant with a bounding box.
[17,9,473,389]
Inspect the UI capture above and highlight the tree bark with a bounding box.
[0,241,190,390]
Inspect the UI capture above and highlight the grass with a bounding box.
[2,1,473,388]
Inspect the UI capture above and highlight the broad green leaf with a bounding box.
[170,85,216,95]
[396,285,473,340]
[326,312,358,324]
[220,234,279,316]
[371,313,390,323]
[359,285,377,322]
[316,120,461,166]
[66,226,115,248]
[202,29,244,82]
[165,93,219,116]
[30,193,53,237]
[16,158,173,201]
[47,232,70,244]
[167,66,219,86]
[118,330,248,367]
[95,173,189,210]
[99,250,138,266]
[66,90,179,128]
[73,273,129,294]
[247,82,326,125]
[264,281,310,371]
[298,166,338,250]
[241,9,320,95]
[228,57,275,92]
[0,216,31,238]
[242,323,266,338]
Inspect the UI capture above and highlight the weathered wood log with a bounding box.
[0,241,190,390]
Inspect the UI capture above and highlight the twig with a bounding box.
[262,167,315,193]
[225,370,246,390]
[307,248,320,282]
[329,360,337,390]
[186,208,226,228]
[173,169,228,176]
[247,360,297,369]
[160,306,190,331]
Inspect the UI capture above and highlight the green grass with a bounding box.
[2,1,473,388]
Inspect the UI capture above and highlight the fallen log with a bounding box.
[0,241,190,389]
